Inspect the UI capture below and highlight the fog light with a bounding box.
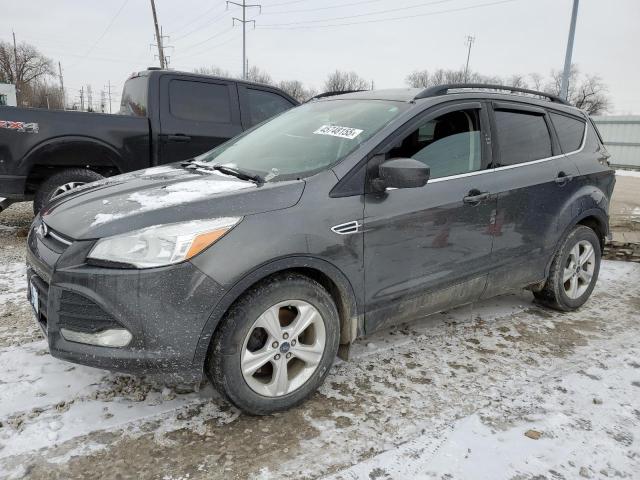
[60,328,133,347]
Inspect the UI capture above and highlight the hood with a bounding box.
[42,164,305,239]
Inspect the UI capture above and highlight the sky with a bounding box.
[4,0,640,114]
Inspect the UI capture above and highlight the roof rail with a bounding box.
[305,90,366,102]
[414,83,570,105]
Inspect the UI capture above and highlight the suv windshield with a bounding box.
[196,99,407,180]
[119,75,148,117]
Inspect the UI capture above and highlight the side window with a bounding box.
[388,109,482,179]
[169,80,231,123]
[549,112,585,153]
[494,110,552,166]
[246,89,293,126]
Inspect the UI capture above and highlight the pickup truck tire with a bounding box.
[206,273,340,415]
[33,168,104,214]
[534,225,601,311]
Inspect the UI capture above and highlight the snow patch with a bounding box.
[616,169,640,178]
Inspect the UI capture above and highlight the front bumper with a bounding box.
[25,220,226,378]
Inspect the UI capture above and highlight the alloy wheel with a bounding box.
[563,239,596,299]
[240,300,326,397]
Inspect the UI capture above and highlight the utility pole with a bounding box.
[87,85,93,112]
[149,0,166,68]
[104,80,113,114]
[12,31,19,103]
[100,90,106,113]
[80,86,85,112]
[464,35,475,82]
[58,62,65,109]
[227,0,262,79]
[560,0,579,100]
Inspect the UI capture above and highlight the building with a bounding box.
[592,115,640,169]
[0,84,17,107]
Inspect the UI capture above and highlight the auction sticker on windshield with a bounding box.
[313,125,363,140]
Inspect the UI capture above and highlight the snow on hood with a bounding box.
[42,164,305,240]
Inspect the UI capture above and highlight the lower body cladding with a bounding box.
[26,246,225,381]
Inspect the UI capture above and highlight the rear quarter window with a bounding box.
[494,110,552,166]
[550,112,585,153]
[246,89,293,126]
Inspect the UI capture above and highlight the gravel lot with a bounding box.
[1,201,639,480]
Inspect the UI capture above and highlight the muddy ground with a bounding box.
[0,202,639,480]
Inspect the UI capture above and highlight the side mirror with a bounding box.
[378,158,430,189]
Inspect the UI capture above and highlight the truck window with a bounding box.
[494,110,552,166]
[246,89,293,126]
[169,80,231,123]
[119,76,148,117]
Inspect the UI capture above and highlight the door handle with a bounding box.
[554,171,573,185]
[167,134,192,143]
[463,190,490,205]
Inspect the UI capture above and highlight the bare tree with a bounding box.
[193,66,232,78]
[528,72,544,91]
[21,80,64,109]
[324,70,369,92]
[405,70,431,88]
[545,65,610,114]
[246,66,273,85]
[277,80,316,102]
[506,74,528,89]
[0,40,54,105]
[406,68,499,88]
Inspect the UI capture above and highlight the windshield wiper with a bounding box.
[181,160,263,183]
[212,164,263,183]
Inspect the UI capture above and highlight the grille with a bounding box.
[58,291,123,334]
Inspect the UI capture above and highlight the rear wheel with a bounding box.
[33,168,104,214]
[534,225,601,311]
[206,273,340,415]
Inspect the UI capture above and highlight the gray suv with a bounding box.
[26,84,615,414]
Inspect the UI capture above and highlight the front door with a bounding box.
[363,102,496,334]
[158,76,243,164]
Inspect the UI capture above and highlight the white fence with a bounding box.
[592,115,640,169]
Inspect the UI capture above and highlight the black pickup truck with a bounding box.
[0,68,298,213]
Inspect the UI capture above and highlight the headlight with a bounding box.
[87,217,242,268]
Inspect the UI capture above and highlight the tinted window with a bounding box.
[246,89,293,126]
[550,112,585,152]
[389,109,482,179]
[119,76,148,117]
[169,80,231,123]
[0,94,6,106]
[494,110,552,165]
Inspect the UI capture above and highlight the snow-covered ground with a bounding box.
[616,169,640,178]
[0,258,639,479]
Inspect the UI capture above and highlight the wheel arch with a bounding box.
[193,256,361,370]
[544,207,609,279]
[21,136,123,192]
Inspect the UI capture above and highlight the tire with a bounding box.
[534,225,601,311]
[33,168,104,214]
[206,273,340,415]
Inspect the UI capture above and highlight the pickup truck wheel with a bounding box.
[33,168,104,214]
[534,225,601,311]
[206,273,340,415]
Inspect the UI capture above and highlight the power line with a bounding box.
[258,0,521,30]
[259,0,458,27]
[261,0,386,15]
[69,0,130,67]
[167,2,225,34]
[171,8,231,41]
[179,26,235,51]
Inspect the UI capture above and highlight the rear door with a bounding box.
[238,85,297,129]
[363,101,496,333]
[482,102,581,297]
[158,75,242,164]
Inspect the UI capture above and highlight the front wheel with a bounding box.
[33,168,104,214]
[534,225,601,311]
[206,273,340,415]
